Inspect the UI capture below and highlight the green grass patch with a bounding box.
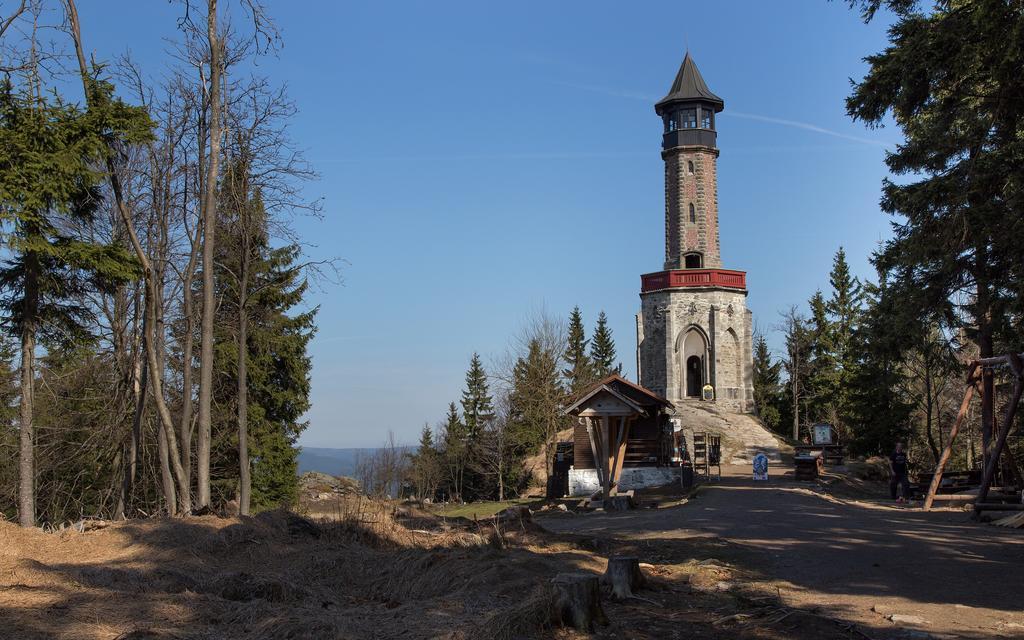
[429,498,539,519]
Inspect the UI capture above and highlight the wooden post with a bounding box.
[612,417,632,486]
[600,416,612,501]
[608,416,632,489]
[924,362,979,510]
[585,418,603,490]
[974,355,1023,510]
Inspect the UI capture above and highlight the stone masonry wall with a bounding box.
[638,287,754,413]
[663,147,721,270]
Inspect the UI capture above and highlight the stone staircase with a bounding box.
[672,400,790,465]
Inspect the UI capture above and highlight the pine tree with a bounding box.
[846,0,1024,471]
[589,311,621,377]
[440,401,468,501]
[508,338,567,475]
[827,248,862,365]
[0,80,144,526]
[804,291,838,428]
[563,306,594,394]
[409,424,441,501]
[826,247,863,432]
[211,221,316,511]
[752,333,783,433]
[460,353,493,440]
[847,279,913,456]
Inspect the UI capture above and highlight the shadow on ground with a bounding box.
[539,466,1024,639]
[3,477,1021,639]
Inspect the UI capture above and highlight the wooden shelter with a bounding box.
[565,375,674,501]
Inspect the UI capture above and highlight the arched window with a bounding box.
[688,203,696,223]
[684,253,703,269]
[687,161,694,175]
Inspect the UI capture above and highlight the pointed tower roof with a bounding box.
[655,53,724,114]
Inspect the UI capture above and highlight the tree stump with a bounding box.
[551,573,608,631]
[604,495,632,511]
[601,556,645,599]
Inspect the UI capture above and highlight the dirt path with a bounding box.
[540,465,1024,639]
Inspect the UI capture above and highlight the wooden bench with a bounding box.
[794,452,823,481]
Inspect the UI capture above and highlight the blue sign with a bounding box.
[753,453,769,481]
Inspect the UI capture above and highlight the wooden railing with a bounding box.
[641,268,747,292]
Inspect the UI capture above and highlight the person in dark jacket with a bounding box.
[889,441,911,503]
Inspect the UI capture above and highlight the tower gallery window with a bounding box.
[701,109,713,129]
[680,109,697,128]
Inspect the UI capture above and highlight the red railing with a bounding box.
[641,268,747,292]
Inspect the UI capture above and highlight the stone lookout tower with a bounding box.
[636,53,754,413]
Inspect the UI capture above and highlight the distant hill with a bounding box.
[297,446,414,478]
[297,447,366,478]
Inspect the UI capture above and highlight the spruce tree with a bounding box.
[563,306,594,394]
[460,353,493,440]
[804,291,839,427]
[827,248,862,365]
[826,247,863,432]
[846,0,1024,470]
[847,279,913,456]
[440,401,468,501]
[752,333,783,433]
[210,233,316,511]
[0,80,144,526]
[508,338,567,474]
[409,424,440,501]
[589,311,621,377]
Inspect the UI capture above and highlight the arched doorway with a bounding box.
[679,327,709,399]
[686,355,703,397]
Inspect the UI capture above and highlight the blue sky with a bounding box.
[80,1,898,448]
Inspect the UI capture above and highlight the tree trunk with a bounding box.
[791,362,800,441]
[179,220,199,500]
[64,0,190,514]
[924,364,939,464]
[137,267,192,514]
[153,268,177,516]
[497,447,504,502]
[976,256,994,477]
[197,0,222,509]
[157,417,176,515]
[18,268,37,527]
[122,337,148,517]
[237,263,251,515]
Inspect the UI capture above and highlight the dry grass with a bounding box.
[0,494,870,640]
[0,498,600,639]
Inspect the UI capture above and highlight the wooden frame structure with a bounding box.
[923,353,1024,511]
